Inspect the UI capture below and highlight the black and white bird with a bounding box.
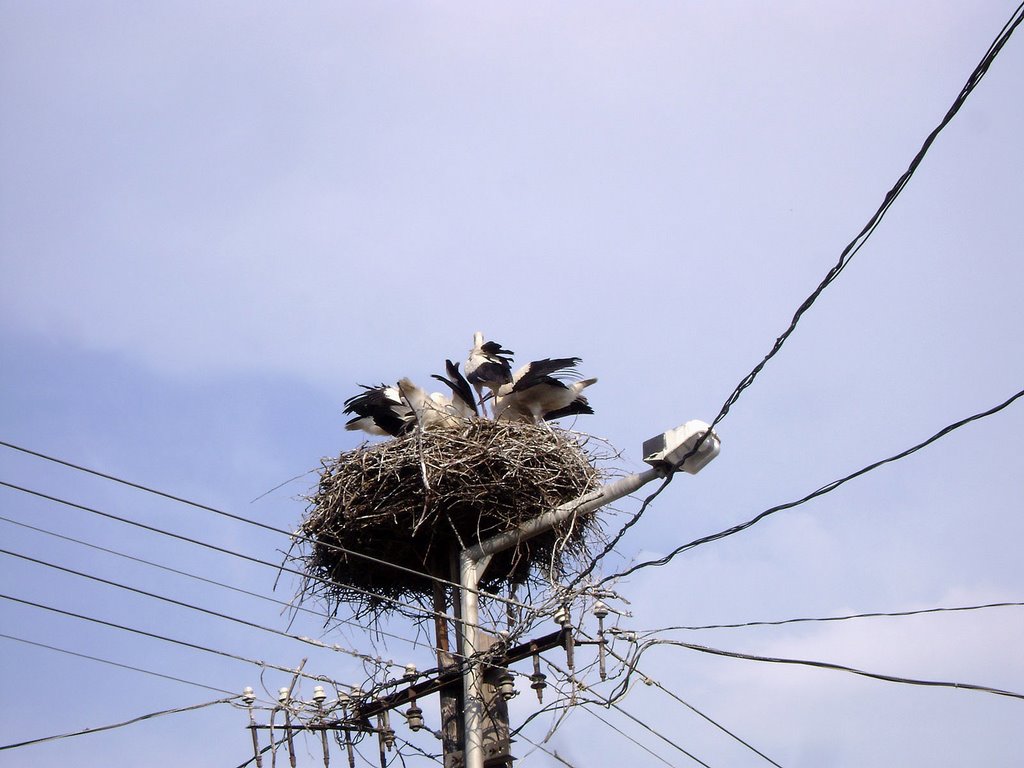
[492,357,597,424]
[343,384,414,437]
[465,332,514,414]
[431,360,478,419]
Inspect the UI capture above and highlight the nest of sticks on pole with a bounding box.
[294,420,605,622]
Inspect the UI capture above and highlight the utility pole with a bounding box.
[459,468,664,768]
[242,422,719,768]
[460,419,721,768]
[434,557,463,768]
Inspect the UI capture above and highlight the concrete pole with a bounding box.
[460,467,664,768]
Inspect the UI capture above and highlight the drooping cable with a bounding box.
[0,632,240,697]
[646,600,1024,632]
[543,654,710,767]
[574,625,784,767]
[0,546,382,665]
[575,0,1024,580]
[0,696,235,751]
[0,512,440,660]
[638,638,1024,702]
[579,705,678,767]
[0,592,346,686]
[604,387,1024,584]
[0,439,538,614]
[0,480,500,637]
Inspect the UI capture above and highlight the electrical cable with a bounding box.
[514,729,581,767]
[604,387,1024,584]
[0,439,539,614]
[543,655,710,767]
[0,512,446,663]
[0,631,240,697]
[578,704,678,768]
[646,601,1024,632]
[0,591,347,686]
[573,625,783,767]
[0,511,337,620]
[0,479,501,638]
[643,672,781,768]
[233,734,290,768]
[0,545,384,666]
[574,0,1024,580]
[639,638,1024,702]
[704,0,1024,439]
[0,696,235,751]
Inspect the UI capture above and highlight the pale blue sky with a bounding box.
[2,2,1022,766]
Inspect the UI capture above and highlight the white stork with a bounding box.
[492,357,597,424]
[465,332,514,415]
[431,360,478,419]
[397,377,461,430]
[343,384,414,437]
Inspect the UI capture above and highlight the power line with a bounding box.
[0,439,539,614]
[0,480,498,638]
[704,0,1023,437]
[603,387,1024,583]
[0,696,234,752]
[645,601,1024,632]
[602,700,711,768]
[577,0,1024,578]
[575,626,783,767]
[0,513,520,685]
[642,673,782,768]
[515,729,581,767]
[543,655,710,767]
[639,638,1024,702]
[579,705,678,768]
[0,631,241,698]
[0,512,338,620]
[0,546,384,666]
[0,592,346,686]
[0,512,444,662]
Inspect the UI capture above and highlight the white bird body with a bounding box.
[398,378,460,429]
[493,357,597,423]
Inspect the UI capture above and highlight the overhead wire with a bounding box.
[573,0,1024,582]
[640,672,782,768]
[0,539,544,707]
[603,387,1024,583]
[0,592,347,686]
[0,479,502,639]
[0,512,449,664]
[0,439,540,615]
[0,542,548,706]
[573,625,783,767]
[0,511,337,620]
[646,600,1024,632]
[514,729,581,767]
[578,705,678,768]
[0,545,384,666]
[0,631,241,698]
[0,488,543,689]
[636,638,1024,702]
[542,654,711,767]
[0,696,236,752]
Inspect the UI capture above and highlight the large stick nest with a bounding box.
[296,420,605,620]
